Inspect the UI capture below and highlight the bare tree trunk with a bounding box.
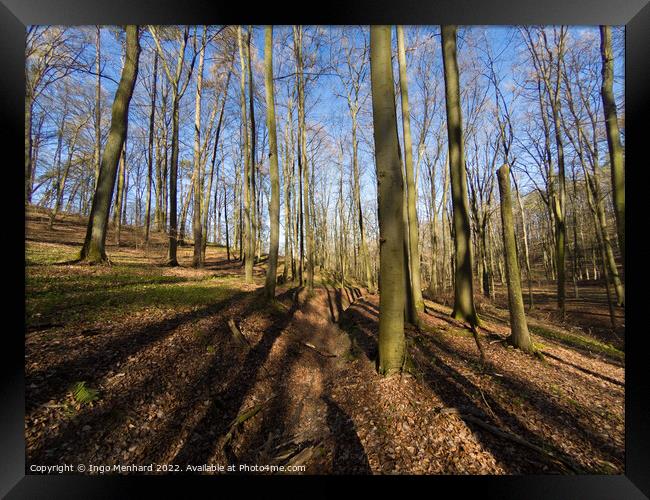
[202,67,232,262]
[294,25,314,290]
[25,93,34,204]
[114,137,127,245]
[397,25,424,316]
[247,27,259,271]
[282,99,294,282]
[192,27,207,267]
[219,181,228,261]
[497,164,533,352]
[512,172,534,309]
[600,26,625,276]
[238,26,254,283]
[441,25,479,327]
[144,50,158,243]
[371,25,406,376]
[80,25,140,263]
[264,26,280,300]
[94,26,102,191]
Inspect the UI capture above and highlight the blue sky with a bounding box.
[29,25,625,245]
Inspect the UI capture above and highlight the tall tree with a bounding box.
[441,25,480,327]
[264,26,281,300]
[333,28,373,290]
[149,25,196,266]
[202,60,233,262]
[370,25,406,376]
[237,25,254,283]
[396,25,424,318]
[294,25,314,290]
[497,164,533,352]
[247,27,259,273]
[144,50,158,243]
[524,26,568,317]
[192,26,208,267]
[113,135,127,244]
[93,26,102,190]
[80,25,140,263]
[599,25,625,277]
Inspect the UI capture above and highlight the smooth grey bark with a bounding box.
[371,25,406,376]
[497,164,533,352]
[264,26,281,300]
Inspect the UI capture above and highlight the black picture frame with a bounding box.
[2,0,648,497]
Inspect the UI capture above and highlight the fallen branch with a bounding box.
[271,429,314,452]
[228,319,250,347]
[437,406,584,473]
[222,396,275,447]
[477,386,498,421]
[285,441,321,468]
[299,341,337,358]
[540,350,624,387]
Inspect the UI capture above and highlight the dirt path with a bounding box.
[206,285,365,471]
[209,286,512,474]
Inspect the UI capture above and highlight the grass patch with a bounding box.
[27,282,238,327]
[26,260,240,328]
[26,269,189,296]
[25,243,80,265]
[529,324,624,362]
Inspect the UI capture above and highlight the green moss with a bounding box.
[529,324,624,361]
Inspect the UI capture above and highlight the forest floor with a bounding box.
[25,207,624,474]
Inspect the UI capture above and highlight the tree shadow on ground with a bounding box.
[322,394,371,474]
[27,287,301,467]
[414,339,585,473]
[26,289,250,413]
[166,289,301,467]
[338,297,619,473]
[427,305,624,366]
[419,332,622,470]
[219,287,371,474]
[338,301,379,363]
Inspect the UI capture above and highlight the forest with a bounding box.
[25,24,625,475]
